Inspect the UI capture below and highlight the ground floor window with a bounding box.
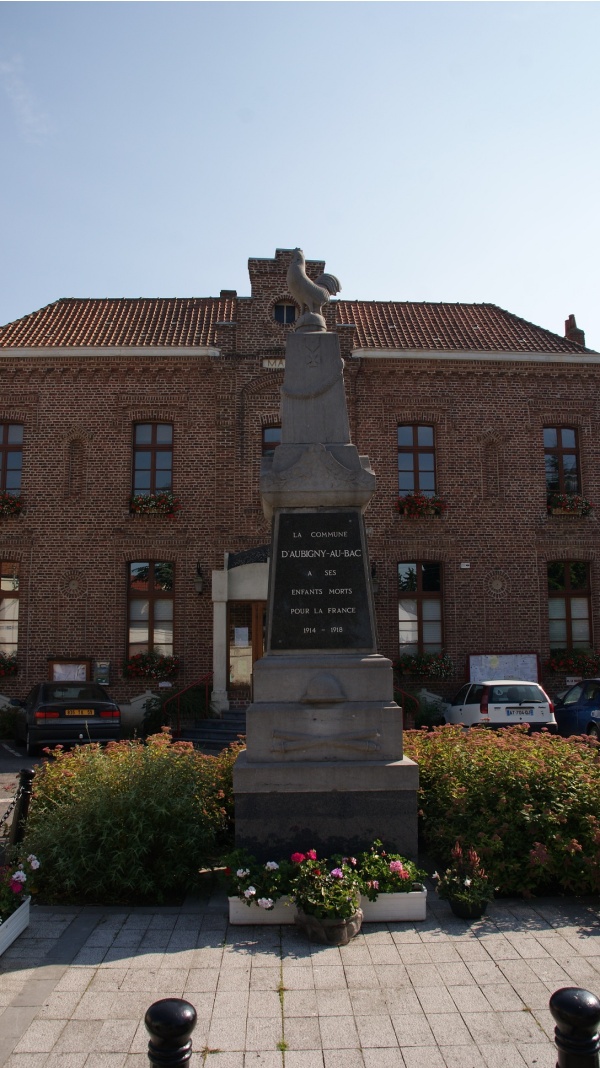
[128,561,174,658]
[398,561,442,654]
[548,561,591,649]
[0,561,19,655]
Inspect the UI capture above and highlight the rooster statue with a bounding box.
[286,248,341,333]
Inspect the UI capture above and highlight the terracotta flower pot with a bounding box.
[449,898,487,921]
[294,908,363,945]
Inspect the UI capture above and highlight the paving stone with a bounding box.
[362,1050,405,1068]
[243,1052,281,1068]
[476,1045,528,1068]
[516,1044,556,1068]
[461,1012,512,1045]
[281,968,316,991]
[367,946,403,966]
[348,989,387,1015]
[354,1014,398,1048]
[207,1017,248,1052]
[478,984,524,1012]
[282,1018,321,1051]
[244,1017,282,1052]
[315,990,353,1016]
[250,968,281,991]
[384,989,422,1015]
[323,1051,364,1068]
[246,991,281,1018]
[312,968,346,990]
[284,1052,324,1068]
[446,986,490,1013]
[394,945,432,964]
[212,991,250,1018]
[401,1047,445,1068]
[415,987,458,1014]
[427,1013,473,1046]
[390,1013,436,1046]
[13,1020,68,1054]
[439,1047,486,1068]
[283,990,319,1017]
[318,1016,361,1050]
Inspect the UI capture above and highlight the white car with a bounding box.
[445,679,557,731]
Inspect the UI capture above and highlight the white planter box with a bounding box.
[360,887,427,922]
[228,895,295,925]
[0,895,30,956]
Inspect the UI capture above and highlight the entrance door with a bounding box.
[228,601,266,698]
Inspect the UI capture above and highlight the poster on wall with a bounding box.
[469,653,539,684]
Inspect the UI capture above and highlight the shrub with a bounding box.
[22,730,241,904]
[0,704,18,739]
[404,725,600,897]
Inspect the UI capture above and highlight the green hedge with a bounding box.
[404,725,600,896]
[23,731,241,904]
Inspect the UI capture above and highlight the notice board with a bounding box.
[468,653,539,684]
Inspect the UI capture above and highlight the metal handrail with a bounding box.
[162,673,213,737]
[395,687,420,729]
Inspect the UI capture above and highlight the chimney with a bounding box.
[565,314,585,347]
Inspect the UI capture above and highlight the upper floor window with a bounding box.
[273,303,296,325]
[398,561,442,654]
[398,425,436,497]
[0,562,19,655]
[262,425,282,459]
[0,424,23,496]
[128,561,174,658]
[544,427,580,496]
[548,561,590,649]
[133,424,173,496]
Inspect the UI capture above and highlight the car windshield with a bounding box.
[42,685,106,702]
[489,685,544,704]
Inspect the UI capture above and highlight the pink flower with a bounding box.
[367,880,379,890]
[389,860,405,874]
[306,849,317,860]
[10,880,23,894]
[291,852,305,864]
[330,868,344,879]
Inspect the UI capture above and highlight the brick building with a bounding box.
[0,248,597,718]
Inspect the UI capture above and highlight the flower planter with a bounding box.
[549,508,583,517]
[448,898,487,921]
[228,895,295,925]
[294,908,363,945]
[0,895,30,956]
[360,885,427,922]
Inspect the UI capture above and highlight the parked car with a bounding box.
[553,678,600,738]
[444,679,557,732]
[13,682,121,755]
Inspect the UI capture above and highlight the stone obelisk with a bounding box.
[233,248,418,858]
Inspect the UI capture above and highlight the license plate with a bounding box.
[64,709,94,716]
[506,708,534,717]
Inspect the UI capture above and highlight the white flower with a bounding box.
[11,870,27,883]
[257,898,274,910]
[244,886,256,898]
[265,861,279,871]
[236,868,250,878]
[27,855,40,870]
[464,878,472,887]
[432,871,439,881]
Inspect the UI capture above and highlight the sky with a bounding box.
[1,1,599,350]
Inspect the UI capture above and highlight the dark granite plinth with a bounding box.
[234,788,418,861]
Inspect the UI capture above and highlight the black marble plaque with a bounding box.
[269,510,374,651]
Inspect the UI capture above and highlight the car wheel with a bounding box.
[587,724,600,739]
[26,729,38,757]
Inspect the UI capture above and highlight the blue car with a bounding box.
[554,678,600,738]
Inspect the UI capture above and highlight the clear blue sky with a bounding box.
[1,1,599,349]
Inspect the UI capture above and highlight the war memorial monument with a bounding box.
[233,249,419,856]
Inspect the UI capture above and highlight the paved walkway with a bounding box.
[1,891,599,1068]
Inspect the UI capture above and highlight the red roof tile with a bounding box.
[335,301,592,354]
[0,296,592,354]
[0,297,236,349]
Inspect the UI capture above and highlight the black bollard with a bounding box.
[8,768,35,847]
[550,987,600,1068]
[145,998,197,1068]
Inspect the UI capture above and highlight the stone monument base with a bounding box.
[233,753,418,860]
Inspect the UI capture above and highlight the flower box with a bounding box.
[360,885,427,922]
[0,895,30,956]
[228,895,295,925]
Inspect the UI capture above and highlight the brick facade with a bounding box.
[0,249,598,709]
